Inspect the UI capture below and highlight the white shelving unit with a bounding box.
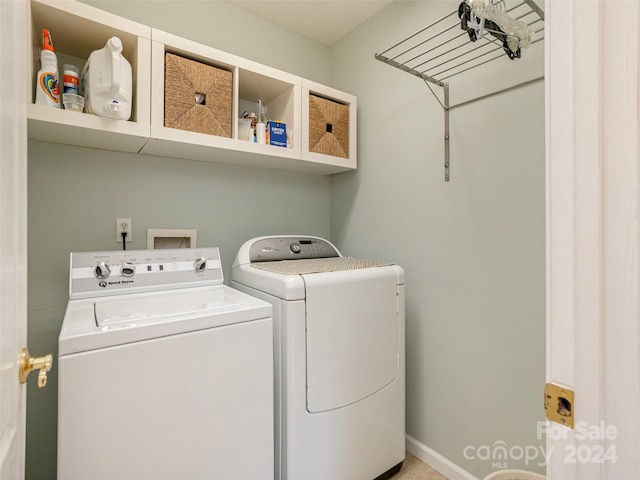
[141,29,303,172]
[28,0,151,153]
[27,0,357,175]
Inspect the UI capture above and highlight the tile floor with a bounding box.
[390,452,449,480]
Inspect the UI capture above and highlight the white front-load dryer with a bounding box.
[231,236,405,480]
[58,247,274,480]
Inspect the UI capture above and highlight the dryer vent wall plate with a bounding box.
[147,228,197,249]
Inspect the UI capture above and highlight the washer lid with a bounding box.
[59,285,272,355]
[95,288,242,328]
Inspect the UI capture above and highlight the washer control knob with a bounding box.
[94,262,111,280]
[121,262,136,278]
[290,243,301,254]
[194,257,207,272]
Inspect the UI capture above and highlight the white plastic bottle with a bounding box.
[82,37,132,120]
[35,29,61,108]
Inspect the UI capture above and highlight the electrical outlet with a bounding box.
[116,217,132,242]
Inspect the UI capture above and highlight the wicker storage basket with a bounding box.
[308,94,349,159]
[164,53,232,138]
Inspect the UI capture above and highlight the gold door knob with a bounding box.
[19,348,53,388]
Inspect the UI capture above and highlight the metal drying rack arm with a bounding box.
[375,0,544,181]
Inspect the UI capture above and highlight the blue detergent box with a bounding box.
[267,121,287,147]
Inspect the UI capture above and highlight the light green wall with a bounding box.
[83,0,331,83]
[329,1,545,478]
[26,2,332,479]
[27,1,545,479]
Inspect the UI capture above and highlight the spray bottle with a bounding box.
[35,29,61,108]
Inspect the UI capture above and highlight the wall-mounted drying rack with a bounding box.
[375,0,544,181]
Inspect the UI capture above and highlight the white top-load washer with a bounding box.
[58,247,274,480]
[231,236,405,480]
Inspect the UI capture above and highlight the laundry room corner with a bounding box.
[328,1,545,478]
[24,0,546,478]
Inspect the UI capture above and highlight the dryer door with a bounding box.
[304,267,399,413]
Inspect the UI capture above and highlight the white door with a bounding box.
[0,0,30,478]
[546,1,640,478]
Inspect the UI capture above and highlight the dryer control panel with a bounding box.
[248,236,341,262]
[69,248,223,299]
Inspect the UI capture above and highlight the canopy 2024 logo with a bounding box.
[463,421,617,469]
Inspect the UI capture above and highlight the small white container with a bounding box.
[63,64,80,95]
[63,93,84,112]
[238,118,251,141]
[256,122,266,144]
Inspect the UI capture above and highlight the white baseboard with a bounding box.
[405,434,480,480]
